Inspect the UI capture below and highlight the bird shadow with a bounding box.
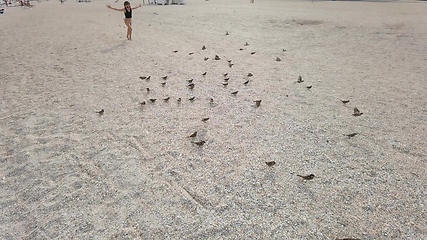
[100,40,127,54]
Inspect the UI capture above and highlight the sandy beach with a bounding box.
[1,0,426,238]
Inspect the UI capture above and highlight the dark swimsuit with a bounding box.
[124,8,132,19]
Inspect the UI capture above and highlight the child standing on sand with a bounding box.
[107,1,142,40]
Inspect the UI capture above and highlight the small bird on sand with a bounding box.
[251,52,256,55]
[243,80,249,85]
[353,107,363,116]
[239,48,244,51]
[177,98,181,103]
[189,97,195,101]
[297,174,315,180]
[228,63,234,68]
[345,133,357,138]
[222,82,228,87]
[209,98,214,103]
[188,131,197,138]
[161,82,166,86]
[225,31,229,35]
[247,73,253,77]
[282,49,286,52]
[223,73,228,77]
[172,50,178,53]
[146,87,150,92]
[187,79,194,83]
[189,52,194,55]
[193,140,206,146]
[227,60,232,63]
[265,161,276,166]
[296,75,303,83]
[146,76,151,80]
[149,99,157,102]
[202,117,210,122]
[244,42,249,46]
[188,83,195,89]
[139,76,147,80]
[214,55,221,60]
[204,57,209,61]
[341,100,350,104]
[276,57,281,62]
[202,45,206,50]
[96,109,104,115]
[306,85,312,89]
[162,76,168,80]
[140,101,146,105]
[163,97,170,101]
[254,100,261,107]
[224,77,230,81]
[231,91,238,95]
[202,71,207,76]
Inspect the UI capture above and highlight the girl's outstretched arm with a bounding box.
[106,5,124,11]
[131,4,142,10]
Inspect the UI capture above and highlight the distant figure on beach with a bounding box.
[107,1,142,40]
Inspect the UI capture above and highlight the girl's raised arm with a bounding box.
[131,4,142,10]
[106,5,124,11]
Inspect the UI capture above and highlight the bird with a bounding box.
[224,77,230,81]
[172,50,178,53]
[149,99,157,102]
[247,73,253,77]
[276,57,281,62]
[140,101,146,105]
[353,107,363,116]
[189,97,195,101]
[96,109,104,115]
[187,79,194,83]
[209,98,214,103]
[239,48,244,51]
[163,97,170,101]
[244,42,249,46]
[344,133,357,138]
[227,60,232,63]
[222,82,228,87]
[243,80,249,85]
[228,63,234,68]
[306,85,312,89]
[139,76,147,80]
[193,140,206,146]
[177,98,181,103]
[265,161,276,166]
[202,71,207,76]
[296,75,303,83]
[204,57,209,61]
[146,76,151,80]
[189,52,194,55]
[161,82,166,86]
[254,100,261,107]
[214,55,221,60]
[251,52,256,55]
[341,100,350,104]
[188,83,195,89]
[282,49,286,52]
[188,131,197,138]
[297,174,315,180]
[146,87,150,92]
[231,91,238,95]
[223,73,228,77]
[162,76,168,80]
[202,117,210,122]
[225,31,229,35]
[202,45,206,50]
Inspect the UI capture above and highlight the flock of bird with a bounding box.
[95,31,364,182]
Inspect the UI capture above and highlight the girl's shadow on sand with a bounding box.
[100,40,127,54]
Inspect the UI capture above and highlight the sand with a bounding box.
[0,0,426,239]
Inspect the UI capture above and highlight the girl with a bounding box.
[107,2,142,40]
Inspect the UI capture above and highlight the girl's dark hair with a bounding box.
[124,1,130,6]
